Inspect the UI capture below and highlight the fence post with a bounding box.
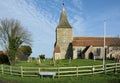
[76,66,78,77]
[104,64,106,74]
[115,63,117,74]
[38,68,40,72]
[1,64,4,74]
[92,65,95,75]
[10,66,12,75]
[21,66,23,77]
[58,67,60,78]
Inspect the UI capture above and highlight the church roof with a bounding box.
[57,7,72,28]
[73,37,120,47]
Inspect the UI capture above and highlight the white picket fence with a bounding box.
[0,63,120,77]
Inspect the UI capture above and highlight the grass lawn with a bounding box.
[0,59,119,83]
[15,59,115,67]
[0,73,120,83]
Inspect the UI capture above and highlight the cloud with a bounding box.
[1,0,119,58]
[0,0,56,58]
[72,0,83,11]
[0,0,86,58]
[65,0,86,36]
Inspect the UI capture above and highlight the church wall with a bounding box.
[73,46,86,59]
[107,47,114,58]
[54,53,61,60]
[107,47,120,58]
[56,28,73,59]
[73,46,105,59]
[93,47,104,59]
[56,28,72,43]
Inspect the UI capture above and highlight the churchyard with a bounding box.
[0,59,120,83]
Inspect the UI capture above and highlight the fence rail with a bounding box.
[0,63,120,77]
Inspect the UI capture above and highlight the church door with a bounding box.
[89,52,94,59]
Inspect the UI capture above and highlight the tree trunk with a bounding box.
[9,59,16,66]
[7,54,16,66]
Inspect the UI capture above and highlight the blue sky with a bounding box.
[0,0,120,58]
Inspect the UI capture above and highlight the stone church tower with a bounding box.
[53,5,73,60]
[53,3,120,60]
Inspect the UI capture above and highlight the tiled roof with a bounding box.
[57,7,72,28]
[73,37,120,46]
[54,44,60,53]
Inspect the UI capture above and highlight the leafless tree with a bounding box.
[0,19,31,65]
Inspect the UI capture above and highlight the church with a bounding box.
[53,4,120,60]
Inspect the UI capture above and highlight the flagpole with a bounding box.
[103,19,106,70]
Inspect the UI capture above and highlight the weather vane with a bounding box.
[62,0,64,6]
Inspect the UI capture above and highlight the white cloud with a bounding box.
[71,15,86,36]
[72,0,83,11]
[65,0,86,36]
[0,0,86,58]
[0,0,56,58]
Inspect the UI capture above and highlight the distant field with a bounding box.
[15,59,115,67]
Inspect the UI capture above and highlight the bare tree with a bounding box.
[0,19,31,65]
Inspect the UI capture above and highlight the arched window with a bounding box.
[77,48,82,59]
[96,48,101,56]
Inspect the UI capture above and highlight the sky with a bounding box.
[0,0,120,58]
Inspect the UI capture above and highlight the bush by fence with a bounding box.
[0,63,120,78]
